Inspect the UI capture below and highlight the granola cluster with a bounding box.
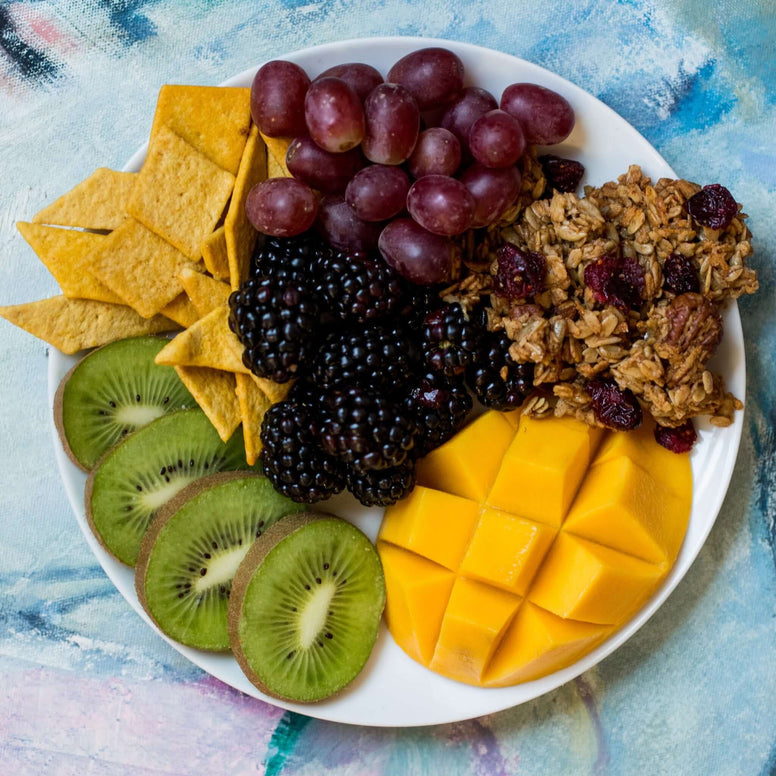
[447,158,758,429]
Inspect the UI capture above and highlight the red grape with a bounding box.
[387,47,464,110]
[315,194,383,254]
[459,162,522,227]
[378,218,454,284]
[500,83,575,145]
[304,76,365,153]
[286,136,363,193]
[468,109,526,169]
[251,60,310,137]
[362,83,420,165]
[315,62,383,102]
[408,128,461,178]
[406,175,475,236]
[245,178,318,237]
[345,165,410,222]
[440,87,498,154]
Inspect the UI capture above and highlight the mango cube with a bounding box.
[487,415,603,526]
[430,577,521,685]
[563,456,690,563]
[416,411,515,501]
[378,542,455,665]
[484,602,611,686]
[594,420,693,500]
[529,533,666,625]
[377,486,480,571]
[459,509,556,595]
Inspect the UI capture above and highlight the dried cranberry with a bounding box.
[663,252,700,294]
[654,420,697,453]
[686,184,738,230]
[586,377,643,431]
[494,244,547,299]
[539,154,585,194]
[583,255,645,311]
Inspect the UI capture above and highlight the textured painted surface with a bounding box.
[1,2,774,774]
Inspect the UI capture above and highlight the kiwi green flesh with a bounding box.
[57,337,193,470]
[138,474,304,651]
[87,408,257,566]
[232,515,385,703]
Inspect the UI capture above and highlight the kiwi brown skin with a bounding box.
[53,359,88,472]
[227,511,344,702]
[134,471,269,650]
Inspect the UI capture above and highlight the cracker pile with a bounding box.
[1,85,294,464]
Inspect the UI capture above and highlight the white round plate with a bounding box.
[48,37,745,727]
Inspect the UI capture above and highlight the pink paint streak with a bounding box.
[1,665,286,776]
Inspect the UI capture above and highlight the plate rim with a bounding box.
[47,35,745,727]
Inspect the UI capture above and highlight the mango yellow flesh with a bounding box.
[378,411,693,687]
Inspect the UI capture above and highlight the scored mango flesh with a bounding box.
[377,411,692,687]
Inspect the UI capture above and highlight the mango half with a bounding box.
[377,411,692,687]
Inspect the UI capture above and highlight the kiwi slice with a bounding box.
[136,472,303,651]
[86,408,257,566]
[228,512,385,703]
[55,336,193,471]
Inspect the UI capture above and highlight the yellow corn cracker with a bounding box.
[235,373,272,466]
[201,226,230,280]
[32,169,136,231]
[89,218,195,318]
[0,296,173,354]
[150,85,251,175]
[259,132,292,173]
[225,124,267,289]
[160,293,200,328]
[249,373,293,405]
[155,305,249,373]
[128,126,235,261]
[178,264,231,318]
[16,222,122,305]
[267,153,292,179]
[174,366,240,442]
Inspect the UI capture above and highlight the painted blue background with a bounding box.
[0,1,774,773]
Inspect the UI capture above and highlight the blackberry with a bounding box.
[251,232,328,284]
[467,331,534,411]
[259,400,346,503]
[315,251,407,322]
[320,386,417,472]
[313,324,415,394]
[229,275,321,383]
[346,458,417,507]
[422,303,484,377]
[405,370,472,456]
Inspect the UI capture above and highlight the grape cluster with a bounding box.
[230,233,535,506]
[247,47,579,286]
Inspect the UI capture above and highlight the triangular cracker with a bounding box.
[155,305,249,373]
[225,124,267,290]
[160,293,200,328]
[16,222,122,304]
[249,373,293,405]
[128,126,235,261]
[174,366,241,442]
[88,218,196,318]
[32,168,136,231]
[150,86,251,175]
[259,132,292,175]
[178,264,231,318]
[267,153,292,179]
[201,226,230,280]
[235,372,272,466]
[0,296,174,354]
